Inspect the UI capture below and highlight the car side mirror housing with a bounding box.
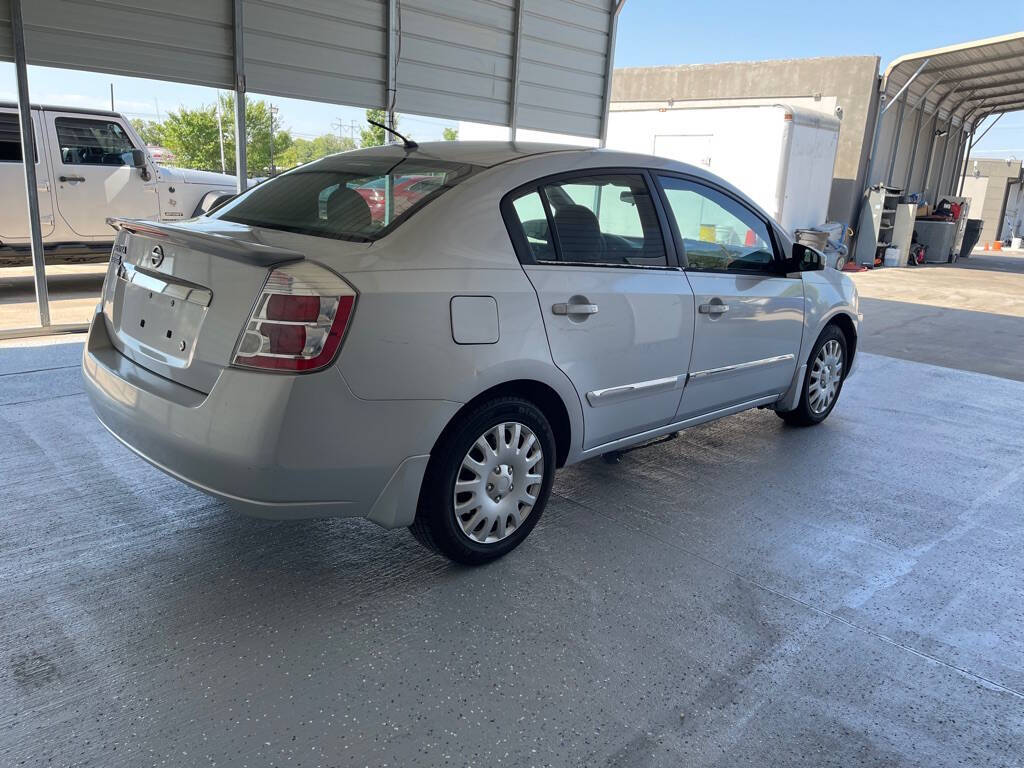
[131,148,151,181]
[789,243,824,273]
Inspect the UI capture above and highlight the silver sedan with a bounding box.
[83,141,860,564]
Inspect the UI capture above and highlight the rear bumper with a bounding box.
[82,310,458,526]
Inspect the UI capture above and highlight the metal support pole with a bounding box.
[232,0,247,193]
[918,86,960,196]
[902,80,940,191]
[598,0,626,147]
[385,0,397,139]
[947,127,967,197]
[885,90,908,185]
[11,0,50,327]
[507,0,524,142]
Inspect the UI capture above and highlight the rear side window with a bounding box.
[0,113,33,163]
[55,117,136,166]
[506,172,667,267]
[215,157,479,242]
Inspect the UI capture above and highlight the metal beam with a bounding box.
[866,59,928,187]
[930,90,974,199]
[885,89,908,185]
[232,0,247,193]
[386,0,397,139]
[903,80,942,190]
[882,58,930,115]
[507,0,525,141]
[10,0,49,327]
[598,0,626,147]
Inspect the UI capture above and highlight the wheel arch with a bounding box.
[825,310,858,373]
[429,379,576,469]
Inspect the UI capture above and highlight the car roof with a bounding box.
[325,141,587,169]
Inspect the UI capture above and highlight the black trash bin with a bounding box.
[961,218,983,258]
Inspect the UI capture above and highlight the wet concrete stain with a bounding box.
[10,652,59,689]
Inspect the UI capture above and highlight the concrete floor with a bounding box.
[1,337,1023,766]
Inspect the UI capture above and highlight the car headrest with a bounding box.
[326,186,372,232]
[553,204,605,260]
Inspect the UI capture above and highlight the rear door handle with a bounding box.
[698,302,729,315]
[552,302,599,316]
[59,175,86,182]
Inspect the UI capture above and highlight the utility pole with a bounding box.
[269,103,278,176]
[215,93,226,173]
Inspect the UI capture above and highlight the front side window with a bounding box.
[55,117,136,166]
[215,156,479,242]
[507,173,667,267]
[658,176,776,273]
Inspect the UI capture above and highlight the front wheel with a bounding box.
[410,397,557,565]
[776,325,848,426]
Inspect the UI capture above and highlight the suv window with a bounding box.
[0,114,25,163]
[55,117,136,166]
[508,173,667,267]
[215,156,479,242]
[657,175,776,273]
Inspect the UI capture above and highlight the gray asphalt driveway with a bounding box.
[1,341,1022,767]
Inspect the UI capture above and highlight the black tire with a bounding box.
[776,324,848,427]
[410,396,557,565]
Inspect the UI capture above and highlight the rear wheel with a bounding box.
[410,397,556,564]
[776,324,848,426]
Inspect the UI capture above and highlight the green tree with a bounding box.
[130,118,165,146]
[360,108,389,147]
[442,126,458,141]
[278,133,356,169]
[156,94,292,177]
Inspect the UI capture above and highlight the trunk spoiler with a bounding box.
[106,218,304,268]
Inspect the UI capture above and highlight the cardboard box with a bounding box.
[916,203,931,217]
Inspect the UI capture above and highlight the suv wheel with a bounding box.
[777,324,848,427]
[410,397,556,564]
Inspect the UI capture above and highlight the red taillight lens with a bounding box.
[231,262,356,372]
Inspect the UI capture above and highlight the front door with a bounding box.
[655,174,804,419]
[506,171,695,450]
[0,109,55,241]
[45,111,158,239]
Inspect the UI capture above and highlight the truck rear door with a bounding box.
[0,108,55,242]
[44,110,158,239]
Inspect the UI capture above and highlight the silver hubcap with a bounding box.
[454,422,545,544]
[808,339,843,414]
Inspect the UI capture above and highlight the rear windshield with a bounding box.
[213,156,479,242]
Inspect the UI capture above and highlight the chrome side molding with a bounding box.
[689,353,794,380]
[587,374,685,407]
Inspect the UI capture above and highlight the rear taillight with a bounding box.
[232,261,356,372]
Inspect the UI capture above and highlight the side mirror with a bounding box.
[132,148,151,181]
[791,242,824,272]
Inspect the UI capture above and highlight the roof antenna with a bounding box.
[367,118,418,151]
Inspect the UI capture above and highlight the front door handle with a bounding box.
[552,302,599,316]
[698,302,729,315]
[59,174,86,183]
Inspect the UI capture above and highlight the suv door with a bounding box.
[503,170,695,450]
[655,174,804,419]
[0,109,56,240]
[45,112,158,238]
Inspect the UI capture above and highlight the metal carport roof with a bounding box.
[882,31,1024,127]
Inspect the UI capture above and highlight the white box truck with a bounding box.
[605,102,842,245]
[0,104,238,262]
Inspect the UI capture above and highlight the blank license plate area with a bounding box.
[118,282,205,366]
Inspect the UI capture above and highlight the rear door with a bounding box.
[0,109,55,240]
[504,170,695,450]
[655,174,804,419]
[45,111,158,238]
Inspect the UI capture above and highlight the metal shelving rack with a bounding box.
[855,185,902,265]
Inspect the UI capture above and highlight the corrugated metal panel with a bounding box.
[243,0,387,110]
[516,0,609,137]
[0,0,12,63]
[20,0,234,89]
[0,0,617,138]
[393,0,516,125]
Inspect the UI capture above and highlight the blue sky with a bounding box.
[1,1,1022,156]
